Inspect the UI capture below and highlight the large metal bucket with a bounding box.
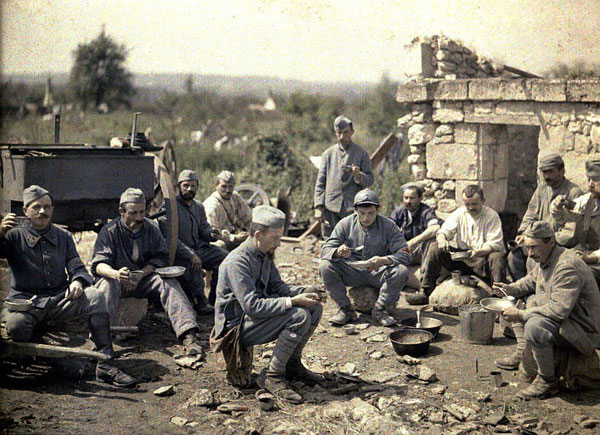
[459,304,495,344]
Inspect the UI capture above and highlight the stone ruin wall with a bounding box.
[398,37,600,223]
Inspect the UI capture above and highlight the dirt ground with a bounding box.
[1,234,600,434]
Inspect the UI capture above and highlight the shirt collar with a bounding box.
[541,245,563,269]
[23,224,57,248]
[245,238,265,259]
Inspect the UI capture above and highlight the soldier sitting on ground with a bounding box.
[203,170,252,252]
[92,187,205,360]
[213,205,324,404]
[319,188,412,327]
[0,185,136,387]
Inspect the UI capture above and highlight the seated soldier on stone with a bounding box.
[203,170,252,252]
[493,221,600,400]
[407,184,506,305]
[319,188,411,327]
[158,170,228,313]
[92,188,205,359]
[551,158,600,285]
[214,205,323,404]
[508,153,582,281]
[389,183,442,267]
[0,186,135,387]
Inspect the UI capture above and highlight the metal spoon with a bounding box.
[496,286,515,302]
[416,310,422,328]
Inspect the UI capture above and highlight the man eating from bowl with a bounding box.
[319,188,412,326]
[0,185,136,387]
[92,187,204,359]
[407,184,506,305]
[493,221,600,400]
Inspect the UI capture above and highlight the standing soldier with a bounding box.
[314,115,374,238]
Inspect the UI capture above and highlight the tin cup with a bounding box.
[490,371,503,387]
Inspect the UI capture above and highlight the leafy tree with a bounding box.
[545,61,600,78]
[69,28,135,109]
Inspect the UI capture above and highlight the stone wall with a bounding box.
[410,36,503,80]
[397,77,600,217]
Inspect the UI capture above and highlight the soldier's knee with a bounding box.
[387,264,408,284]
[5,313,34,342]
[288,307,311,332]
[319,259,337,280]
[524,316,555,347]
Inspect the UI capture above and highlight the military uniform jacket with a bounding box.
[158,195,215,262]
[519,178,582,234]
[0,224,93,307]
[214,239,304,338]
[314,142,374,214]
[203,191,252,233]
[91,218,169,275]
[320,214,412,266]
[508,246,600,355]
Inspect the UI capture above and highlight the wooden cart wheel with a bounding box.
[156,140,178,186]
[235,183,270,209]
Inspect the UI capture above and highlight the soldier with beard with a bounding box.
[158,170,228,312]
[213,205,324,404]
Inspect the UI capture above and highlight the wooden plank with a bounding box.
[299,220,321,240]
[369,133,398,169]
[0,341,111,361]
[280,236,301,243]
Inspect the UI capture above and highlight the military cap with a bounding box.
[23,185,51,207]
[354,188,380,207]
[252,205,285,228]
[178,169,199,184]
[586,157,600,179]
[538,153,564,170]
[216,170,236,184]
[333,115,353,131]
[119,188,146,205]
[523,221,555,239]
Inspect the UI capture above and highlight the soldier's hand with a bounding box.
[437,237,450,252]
[365,256,386,271]
[582,252,599,264]
[314,207,324,223]
[502,306,522,323]
[291,293,320,307]
[492,282,513,298]
[351,165,361,178]
[515,234,525,245]
[0,213,17,238]
[116,267,131,284]
[233,231,249,243]
[191,254,203,272]
[335,245,351,259]
[66,280,84,300]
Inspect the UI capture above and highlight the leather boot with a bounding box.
[329,307,358,326]
[286,359,324,385]
[258,369,303,404]
[495,350,522,370]
[371,306,397,327]
[405,289,429,306]
[517,376,559,400]
[181,329,205,359]
[96,362,137,388]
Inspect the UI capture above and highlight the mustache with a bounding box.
[181,192,196,199]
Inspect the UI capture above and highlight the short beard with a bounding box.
[181,192,195,201]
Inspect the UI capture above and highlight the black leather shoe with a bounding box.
[405,290,429,306]
[286,360,324,385]
[96,362,137,388]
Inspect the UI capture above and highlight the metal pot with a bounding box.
[400,317,443,339]
[389,329,433,357]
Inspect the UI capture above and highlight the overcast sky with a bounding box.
[2,0,599,82]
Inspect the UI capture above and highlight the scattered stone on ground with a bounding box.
[183,389,216,408]
[153,385,174,396]
[170,416,188,427]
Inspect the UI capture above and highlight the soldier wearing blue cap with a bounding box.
[0,185,136,387]
[214,205,324,404]
[508,153,582,281]
[493,221,600,400]
[93,187,205,359]
[319,189,412,326]
[157,169,228,313]
[314,115,374,238]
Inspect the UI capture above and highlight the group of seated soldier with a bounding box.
[2,146,600,404]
